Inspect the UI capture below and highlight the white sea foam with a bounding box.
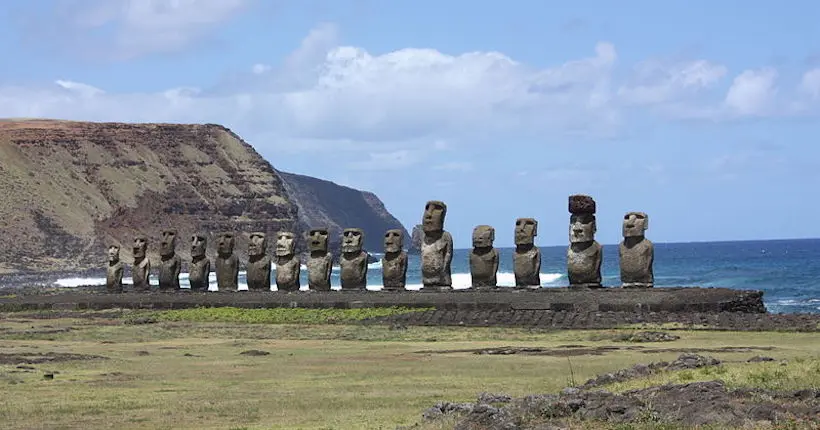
[53,269,563,291]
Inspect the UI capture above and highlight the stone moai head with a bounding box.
[191,233,207,258]
[384,229,404,253]
[422,200,447,233]
[514,218,538,246]
[108,245,120,263]
[342,228,364,253]
[217,232,236,256]
[133,236,148,259]
[472,225,495,249]
[307,228,329,253]
[248,232,267,257]
[159,230,178,257]
[275,231,296,257]
[568,194,597,244]
[623,211,649,238]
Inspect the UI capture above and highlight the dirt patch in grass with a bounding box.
[0,352,107,365]
[416,345,777,357]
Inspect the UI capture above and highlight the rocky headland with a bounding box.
[0,119,406,275]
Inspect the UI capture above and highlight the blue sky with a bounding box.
[2,0,820,248]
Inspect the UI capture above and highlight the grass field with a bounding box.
[1,308,819,429]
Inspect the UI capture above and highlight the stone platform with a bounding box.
[0,287,765,314]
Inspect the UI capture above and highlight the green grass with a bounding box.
[1,313,819,429]
[127,306,431,325]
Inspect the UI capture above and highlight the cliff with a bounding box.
[279,172,409,253]
[0,119,406,273]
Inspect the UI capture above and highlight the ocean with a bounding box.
[51,238,820,314]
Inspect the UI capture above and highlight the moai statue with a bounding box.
[105,245,124,293]
[567,195,603,288]
[305,228,332,291]
[339,228,368,290]
[470,225,499,289]
[420,200,453,289]
[274,231,301,292]
[215,232,239,291]
[619,212,654,288]
[246,232,272,291]
[158,230,181,290]
[513,218,541,287]
[189,233,211,291]
[382,229,408,291]
[132,236,151,291]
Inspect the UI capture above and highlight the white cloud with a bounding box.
[800,69,820,99]
[23,0,250,59]
[724,68,778,116]
[347,150,423,171]
[618,59,727,105]
[432,161,473,172]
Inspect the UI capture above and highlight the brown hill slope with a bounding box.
[279,171,409,252]
[0,119,406,274]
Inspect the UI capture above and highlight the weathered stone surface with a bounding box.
[105,245,123,293]
[620,212,654,288]
[409,224,423,255]
[382,229,408,291]
[340,228,368,290]
[567,195,602,288]
[420,201,453,289]
[215,232,239,291]
[131,236,151,291]
[513,218,541,287]
[245,232,271,291]
[274,231,300,292]
[568,194,596,214]
[157,230,181,290]
[188,233,210,291]
[306,228,332,291]
[470,225,499,289]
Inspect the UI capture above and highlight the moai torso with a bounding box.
[340,228,368,290]
[619,212,654,288]
[245,232,272,291]
[305,228,332,291]
[274,231,301,292]
[189,234,210,291]
[420,201,453,289]
[469,225,498,289]
[131,236,151,291]
[567,195,603,288]
[106,245,124,293]
[215,233,239,291]
[513,218,541,287]
[382,229,407,291]
[158,230,181,290]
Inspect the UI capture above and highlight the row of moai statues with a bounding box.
[106,226,409,292]
[105,194,653,292]
[423,196,654,289]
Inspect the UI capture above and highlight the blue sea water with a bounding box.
[54,238,820,314]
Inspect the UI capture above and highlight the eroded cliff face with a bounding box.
[279,172,409,253]
[0,119,302,273]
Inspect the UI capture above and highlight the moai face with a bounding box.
[275,231,295,256]
[217,232,235,256]
[623,212,649,238]
[248,232,267,257]
[342,228,364,253]
[569,214,597,243]
[159,230,177,257]
[422,200,447,233]
[107,245,120,263]
[191,234,207,258]
[307,228,329,253]
[133,236,148,259]
[514,218,538,246]
[472,225,495,249]
[384,229,404,253]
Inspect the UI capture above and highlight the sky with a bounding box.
[2,0,820,248]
